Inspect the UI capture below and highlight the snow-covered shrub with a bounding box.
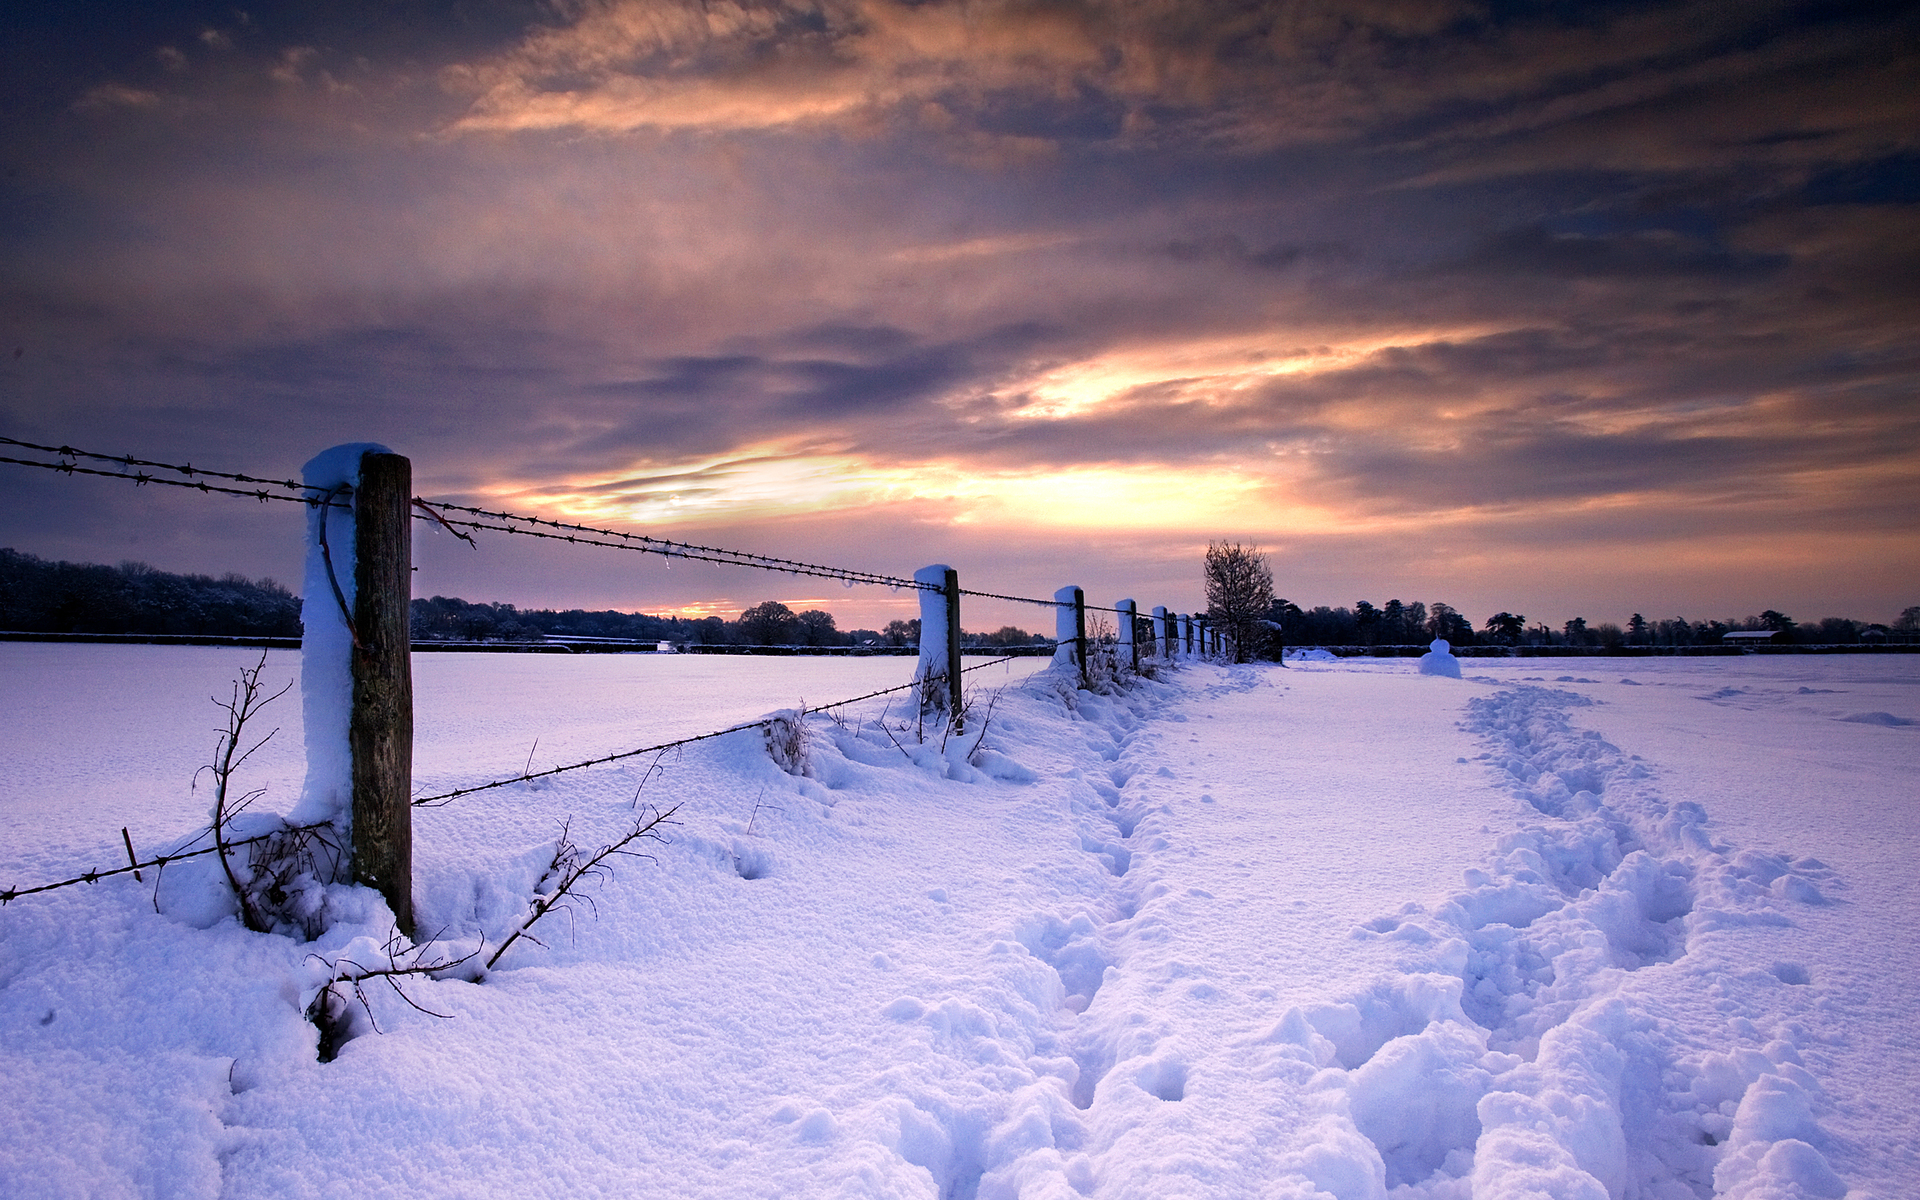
[764,709,810,776]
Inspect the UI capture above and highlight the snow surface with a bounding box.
[1,649,1915,1198]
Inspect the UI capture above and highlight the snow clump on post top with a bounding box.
[290,442,393,828]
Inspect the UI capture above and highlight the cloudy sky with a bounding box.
[3,0,1916,633]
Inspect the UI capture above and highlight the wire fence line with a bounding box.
[0,436,1131,614]
[1,654,1030,902]
[0,822,334,907]
[0,434,1181,904]
[411,653,1028,807]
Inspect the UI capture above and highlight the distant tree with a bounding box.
[794,608,841,646]
[1594,622,1626,648]
[1426,602,1474,644]
[1484,612,1526,645]
[1627,613,1648,644]
[1653,617,1694,647]
[977,625,1038,648]
[1266,599,1305,648]
[882,618,920,647]
[739,600,800,644]
[1896,606,1920,632]
[1758,610,1796,636]
[1203,541,1274,662]
[1403,601,1426,640]
[1380,599,1408,642]
[1353,600,1381,646]
[1814,617,1861,644]
[1563,617,1591,647]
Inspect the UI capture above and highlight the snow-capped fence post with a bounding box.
[912,564,963,731]
[1152,606,1169,659]
[1053,585,1087,688]
[1177,613,1192,658]
[1117,599,1138,671]
[350,452,415,935]
[295,443,415,937]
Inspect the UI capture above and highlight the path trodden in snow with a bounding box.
[0,657,1901,1198]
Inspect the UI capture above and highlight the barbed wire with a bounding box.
[0,821,333,905]
[421,509,927,590]
[411,654,1027,806]
[0,640,1051,902]
[0,436,311,495]
[0,452,337,508]
[3,434,1136,612]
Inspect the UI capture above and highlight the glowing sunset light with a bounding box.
[1,0,1913,630]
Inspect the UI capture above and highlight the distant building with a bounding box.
[1722,630,1780,644]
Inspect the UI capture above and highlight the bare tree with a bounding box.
[1204,542,1274,663]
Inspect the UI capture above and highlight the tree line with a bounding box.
[0,547,301,637]
[0,549,1047,648]
[1264,602,1920,649]
[8,544,1911,653]
[1201,542,1917,659]
[406,595,1047,649]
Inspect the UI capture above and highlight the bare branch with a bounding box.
[486,805,680,970]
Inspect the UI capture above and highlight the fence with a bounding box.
[0,436,1234,926]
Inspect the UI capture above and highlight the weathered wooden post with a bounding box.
[297,443,413,936]
[1053,585,1087,688]
[1152,605,1169,659]
[352,452,414,935]
[1177,612,1192,657]
[913,564,963,731]
[1117,598,1138,671]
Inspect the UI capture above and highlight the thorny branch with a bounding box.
[485,805,680,970]
[306,929,481,1062]
[197,650,293,933]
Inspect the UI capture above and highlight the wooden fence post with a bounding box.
[351,451,414,936]
[912,563,962,729]
[1117,598,1138,671]
[1074,587,1089,688]
[1152,605,1169,659]
[1053,585,1088,687]
[943,567,963,731]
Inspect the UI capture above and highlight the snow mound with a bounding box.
[1418,638,1462,678]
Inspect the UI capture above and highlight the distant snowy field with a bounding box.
[1,646,1914,1199]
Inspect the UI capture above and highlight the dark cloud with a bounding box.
[0,0,1915,624]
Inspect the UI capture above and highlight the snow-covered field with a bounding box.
[1,646,1914,1199]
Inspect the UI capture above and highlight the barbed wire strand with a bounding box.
[1,647,1061,899]
[411,654,1027,807]
[1,821,333,906]
[2,438,1133,611]
[0,436,311,494]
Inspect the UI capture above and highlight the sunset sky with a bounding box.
[3,0,1916,633]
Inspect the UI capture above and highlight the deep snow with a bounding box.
[0,647,1914,1198]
